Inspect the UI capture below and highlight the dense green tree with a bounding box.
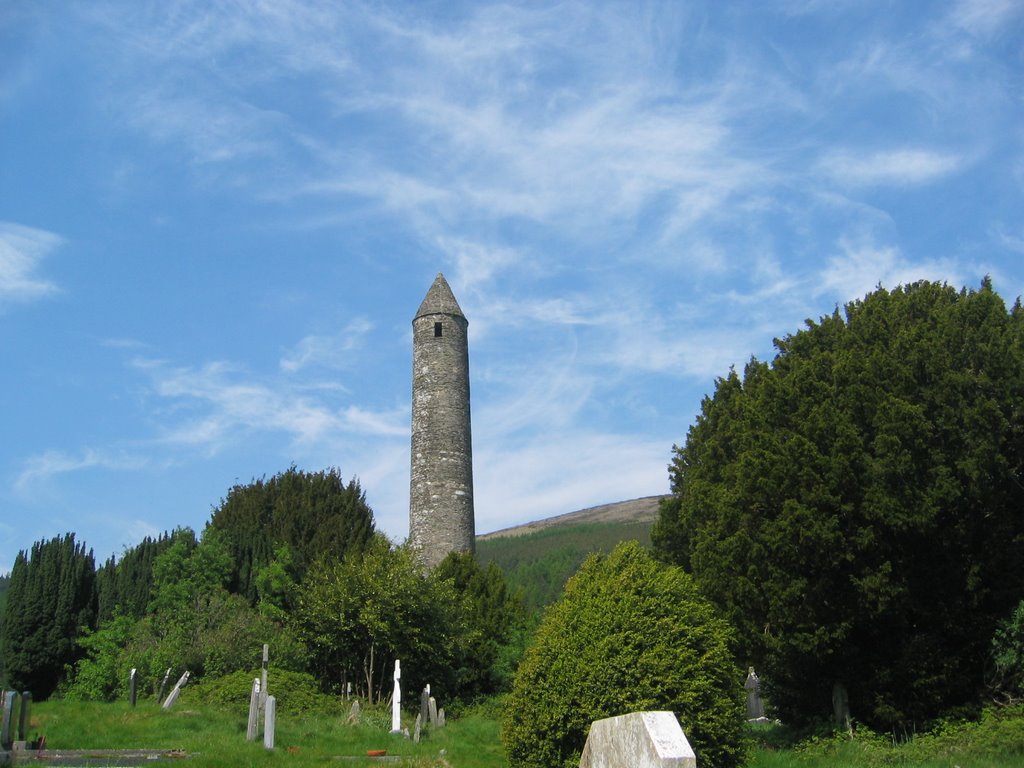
[434,551,529,698]
[502,541,745,768]
[652,280,1024,727]
[119,526,305,693]
[0,573,9,687]
[95,533,176,623]
[990,599,1024,703]
[209,467,375,603]
[292,534,461,703]
[1,534,97,698]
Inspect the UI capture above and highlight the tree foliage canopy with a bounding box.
[292,534,462,703]
[502,541,745,768]
[1,534,96,698]
[652,280,1024,727]
[208,466,375,604]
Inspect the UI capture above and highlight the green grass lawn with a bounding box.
[30,699,505,768]
[23,699,1024,768]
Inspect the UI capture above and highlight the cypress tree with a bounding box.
[1,534,97,699]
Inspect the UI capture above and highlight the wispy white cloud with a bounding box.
[280,317,374,372]
[948,0,1023,38]
[15,448,149,498]
[474,431,669,534]
[134,357,407,454]
[816,236,965,303]
[818,148,964,187]
[0,221,61,305]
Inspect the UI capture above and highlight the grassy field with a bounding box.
[29,699,504,768]
[20,699,1024,768]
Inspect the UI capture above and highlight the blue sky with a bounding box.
[2,1,1022,574]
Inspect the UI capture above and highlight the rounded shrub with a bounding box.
[502,541,746,768]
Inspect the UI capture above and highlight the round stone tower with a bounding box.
[409,272,475,568]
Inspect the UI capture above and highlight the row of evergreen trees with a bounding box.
[0,467,526,704]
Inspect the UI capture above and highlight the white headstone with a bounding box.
[391,660,402,733]
[263,696,277,750]
[246,678,261,741]
[579,711,696,768]
[161,671,189,710]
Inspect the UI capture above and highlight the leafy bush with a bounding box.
[502,541,745,768]
[991,599,1024,701]
[182,668,344,716]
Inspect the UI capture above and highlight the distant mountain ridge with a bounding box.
[476,495,670,612]
[479,495,668,540]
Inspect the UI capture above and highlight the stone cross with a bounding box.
[246,679,261,741]
[391,659,402,733]
[580,712,696,768]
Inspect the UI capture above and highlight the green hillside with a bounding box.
[476,520,653,613]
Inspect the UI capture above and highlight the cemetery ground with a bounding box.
[14,697,1024,768]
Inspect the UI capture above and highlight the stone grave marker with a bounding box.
[1,691,15,749]
[263,696,277,750]
[246,679,261,741]
[129,668,138,708]
[391,659,402,733]
[745,667,765,720]
[428,696,438,727]
[18,692,32,743]
[832,682,851,734]
[420,685,430,728]
[438,708,445,727]
[157,668,172,702]
[161,671,189,710]
[413,713,422,743]
[579,711,696,768]
[260,644,269,710]
[346,699,361,725]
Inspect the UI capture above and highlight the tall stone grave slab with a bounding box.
[17,692,31,743]
[246,679,261,741]
[745,667,765,720]
[391,660,402,733]
[264,696,277,750]
[1,691,15,750]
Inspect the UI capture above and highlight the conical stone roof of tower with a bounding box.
[415,272,466,320]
